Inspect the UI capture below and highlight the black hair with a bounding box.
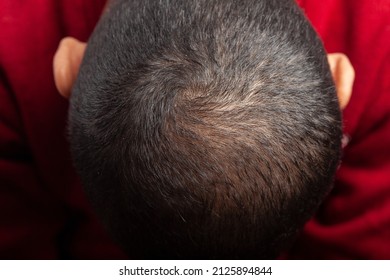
[69,0,342,259]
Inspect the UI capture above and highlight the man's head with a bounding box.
[54,0,354,259]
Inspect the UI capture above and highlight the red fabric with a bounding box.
[0,0,125,259]
[288,0,390,259]
[0,0,389,259]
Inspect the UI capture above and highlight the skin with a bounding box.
[327,53,355,109]
[53,37,355,110]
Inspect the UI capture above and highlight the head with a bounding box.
[54,0,354,259]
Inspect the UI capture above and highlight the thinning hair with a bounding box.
[69,0,342,259]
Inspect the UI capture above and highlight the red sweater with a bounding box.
[0,0,389,259]
[0,0,125,259]
[289,0,390,259]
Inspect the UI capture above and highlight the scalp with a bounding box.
[69,0,342,258]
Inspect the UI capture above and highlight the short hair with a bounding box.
[69,0,342,259]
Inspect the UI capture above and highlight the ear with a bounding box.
[327,53,355,110]
[53,37,87,99]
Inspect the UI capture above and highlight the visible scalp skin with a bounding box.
[69,0,342,259]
